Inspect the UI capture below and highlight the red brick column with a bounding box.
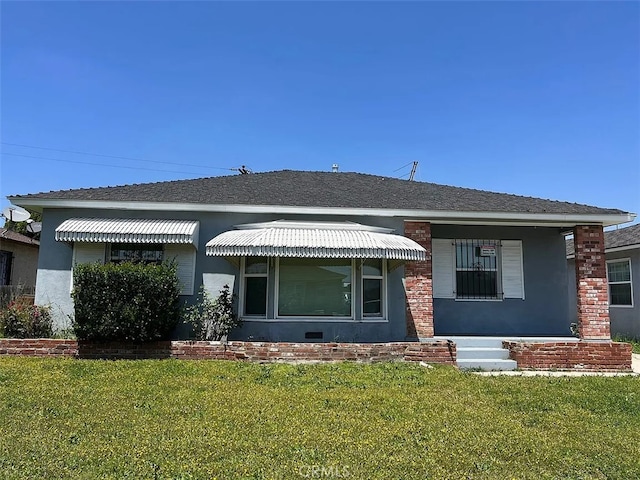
[573,225,610,340]
[404,221,434,339]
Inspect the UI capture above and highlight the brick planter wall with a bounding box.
[503,341,632,371]
[404,221,434,339]
[0,339,456,364]
[0,339,79,357]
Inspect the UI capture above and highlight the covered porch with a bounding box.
[407,222,632,371]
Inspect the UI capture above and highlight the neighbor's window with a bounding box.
[362,258,384,317]
[607,259,633,306]
[455,240,500,299]
[243,257,268,316]
[277,258,352,317]
[109,243,163,265]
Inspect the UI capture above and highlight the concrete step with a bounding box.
[435,336,505,349]
[456,347,510,360]
[457,359,518,371]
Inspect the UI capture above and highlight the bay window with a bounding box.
[362,259,384,317]
[241,257,387,320]
[278,258,352,317]
[243,257,268,316]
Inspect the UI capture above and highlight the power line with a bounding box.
[1,142,234,171]
[1,152,214,176]
[393,161,414,173]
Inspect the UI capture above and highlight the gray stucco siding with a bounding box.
[36,208,575,339]
[568,248,640,337]
[605,249,640,337]
[35,208,408,339]
[431,225,571,336]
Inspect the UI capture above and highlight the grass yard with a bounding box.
[0,359,639,479]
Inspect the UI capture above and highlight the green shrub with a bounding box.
[0,302,53,338]
[182,284,241,340]
[72,261,181,342]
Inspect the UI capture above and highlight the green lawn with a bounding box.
[1,359,639,479]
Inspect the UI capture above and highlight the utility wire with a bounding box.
[393,161,414,173]
[1,142,234,171]
[1,152,213,176]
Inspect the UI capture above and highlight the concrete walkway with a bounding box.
[472,353,640,377]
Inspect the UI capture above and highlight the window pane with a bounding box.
[456,271,498,298]
[246,257,268,274]
[363,259,382,277]
[455,240,497,270]
[278,258,351,316]
[245,277,267,315]
[610,283,632,306]
[607,261,630,283]
[363,278,382,316]
[110,243,163,265]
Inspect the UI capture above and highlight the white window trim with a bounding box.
[239,257,269,318]
[606,258,634,308]
[361,259,387,320]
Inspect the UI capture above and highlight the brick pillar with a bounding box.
[404,221,434,339]
[573,225,610,340]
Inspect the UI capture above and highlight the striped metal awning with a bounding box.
[205,221,425,261]
[55,218,199,246]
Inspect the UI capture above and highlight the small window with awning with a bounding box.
[57,218,199,296]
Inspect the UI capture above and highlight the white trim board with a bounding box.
[10,197,635,227]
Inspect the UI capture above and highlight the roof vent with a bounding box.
[332,164,339,173]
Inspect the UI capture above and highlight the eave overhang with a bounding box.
[9,198,636,228]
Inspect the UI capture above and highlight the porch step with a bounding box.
[435,336,505,348]
[435,336,517,371]
[456,347,510,360]
[457,359,518,371]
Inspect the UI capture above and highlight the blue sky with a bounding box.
[1,1,639,224]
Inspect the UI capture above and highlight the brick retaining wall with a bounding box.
[0,339,456,364]
[503,341,632,371]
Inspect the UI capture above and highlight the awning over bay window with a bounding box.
[205,220,426,261]
[55,218,199,246]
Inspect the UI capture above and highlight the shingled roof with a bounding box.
[567,223,640,256]
[0,228,40,247]
[8,170,628,216]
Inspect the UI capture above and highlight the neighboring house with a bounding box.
[7,170,635,347]
[567,223,640,338]
[0,228,39,290]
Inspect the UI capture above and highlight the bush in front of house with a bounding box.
[0,301,53,338]
[72,261,181,342]
[182,284,241,341]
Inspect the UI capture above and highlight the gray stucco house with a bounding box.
[7,170,635,355]
[568,223,640,338]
